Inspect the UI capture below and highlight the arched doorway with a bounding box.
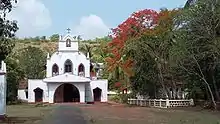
[54,83,80,103]
[93,87,102,102]
[34,88,43,102]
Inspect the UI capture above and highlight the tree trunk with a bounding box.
[210,65,220,101]
[157,63,170,99]
[192,55,217,109]
[212,75,220,101]
[202,78,217,110]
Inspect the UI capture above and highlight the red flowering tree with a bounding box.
[105,9,159,90]
[124,9,180,98]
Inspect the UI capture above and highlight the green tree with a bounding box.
[5,56,25,103]
[50,34,59,42]
[172,0,220,109]
[0,0,19,61]
[17,46,46,79]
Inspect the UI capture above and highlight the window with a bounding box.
[64,59,73,73]
[25,87,28,99]
[66,39,71,47]
[52,64,59,76]
[78,64,85,77]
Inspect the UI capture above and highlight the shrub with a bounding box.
[109,95,121,103]
[119,94,129,104]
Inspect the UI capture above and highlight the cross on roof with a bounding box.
[66,28,71,34]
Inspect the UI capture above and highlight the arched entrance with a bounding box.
[34,88,43,102]
[54,83,80,103]
[93,87,102,102]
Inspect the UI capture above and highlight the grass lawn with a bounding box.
[0,104,56,124]
[77,103,220,124]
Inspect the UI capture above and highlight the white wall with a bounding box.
[58,34,79,52]
[0,71,6,116]
[28,80,108,103]
[46,52,90,78]
[90,80,108,102]
[47,82,86,103]
[17,89,28,101]
[28,80,48,103]
[0,61,6,116]
[85,83,93,102]
[58,41,78,52]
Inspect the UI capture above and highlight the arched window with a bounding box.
[52,64,59,76]
[64,59,73,73]
[66,39,71,47]
[78,64,85,77]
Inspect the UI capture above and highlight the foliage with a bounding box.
[124,9,179,98]
[108,94,129,104]
[17,46,46,79]
[171,0,220,109]
[0,0,18,61]
[5,56,25,104]
[105,9,161,92]
[50,34,59,42]
[106,9,159,77]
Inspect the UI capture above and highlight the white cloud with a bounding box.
[7,0,52,37]
[72,15,110,40]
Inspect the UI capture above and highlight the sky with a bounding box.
[7,0,188,40]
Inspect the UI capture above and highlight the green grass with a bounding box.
[0,104,56,124]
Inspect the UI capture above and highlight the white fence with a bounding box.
[128,99,194,108]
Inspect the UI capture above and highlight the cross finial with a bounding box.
[67,28,71,34]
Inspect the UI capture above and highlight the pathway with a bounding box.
[40,104,88,124]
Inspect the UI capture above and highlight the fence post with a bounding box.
[159,99,162,108]
[189,99,194,106]
[154,99,156,107]
[166,99,170,108]
[140,99,143,106]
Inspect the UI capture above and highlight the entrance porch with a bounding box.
[43,73,91,103]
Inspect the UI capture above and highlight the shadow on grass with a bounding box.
[0,117,42,124]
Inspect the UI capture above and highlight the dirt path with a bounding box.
[39,104,88,124]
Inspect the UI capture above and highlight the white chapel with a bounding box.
[17,31,108,103]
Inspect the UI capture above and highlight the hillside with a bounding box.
[14,41,58,54]
[12,38,107,63]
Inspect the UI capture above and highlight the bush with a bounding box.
[109,94,130,104]
[7,99,23,105]
[108,95,121,103]
[119,94,128,104]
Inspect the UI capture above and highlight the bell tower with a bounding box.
[58,28,79,52]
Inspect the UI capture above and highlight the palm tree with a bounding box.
[184,0,197,8]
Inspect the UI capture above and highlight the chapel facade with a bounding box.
[17,31,108,103]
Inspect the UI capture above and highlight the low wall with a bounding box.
[128,98,194,108]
